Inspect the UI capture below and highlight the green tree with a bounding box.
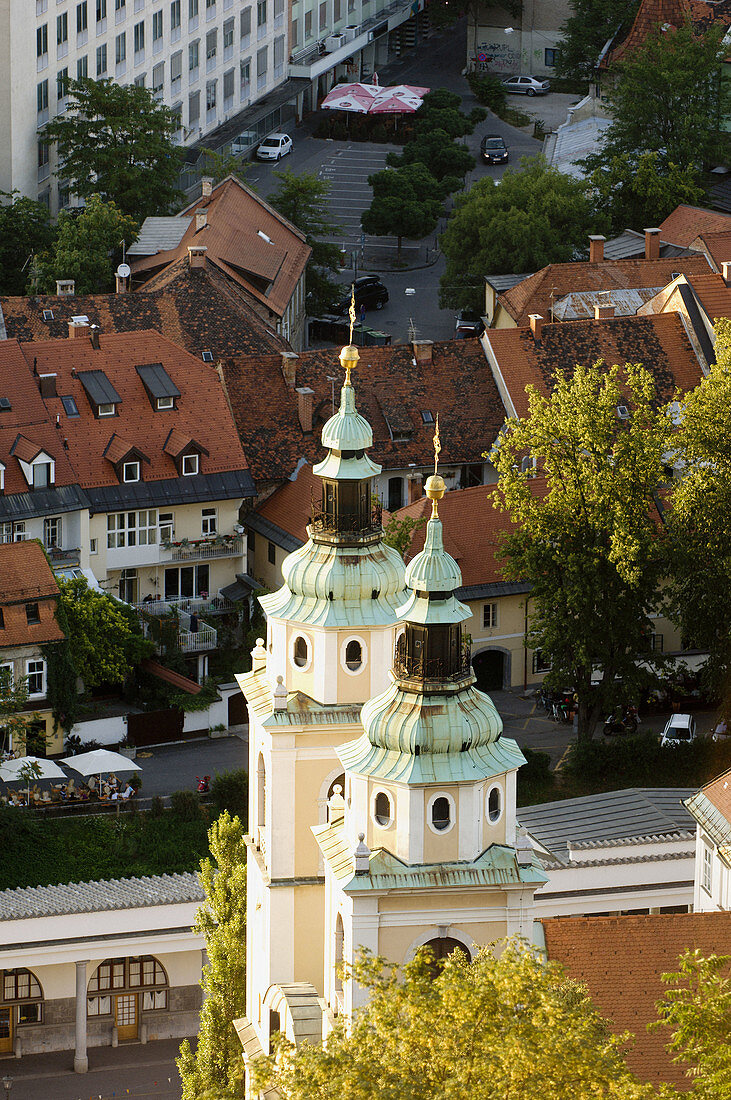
[491,361,671,742]
[666,320,731,697]
[0,670,40,756]
[178,811,247,1100]
[269,169,342,315]
[589,152,704,235]
[196,148,255,186]
[553,0,640,83]
[252,940,658,1099]
[57,576,152,691]
[37,194,139,295]
[362,163,442,258]
[413,88,474,140]
[0,193,56,296]
[43,77,184,218]
[583,21,731,174]
[440,157,603,313]
[382,513,426,559]
[654,949,731,1097]
[386,128,475,188]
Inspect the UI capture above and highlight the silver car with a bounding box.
[501,75,550,96]
[660,713,697,747]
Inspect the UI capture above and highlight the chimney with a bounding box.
[201,177,213,198]
[195,209,208,232]
[89,325,101,350]
[115,273,129,294]
[528,314,544,343]
[588,234,606,263]
[188,245,207,269]
[281,351,298,388]
[594,300,615,320]
[722,261,731,286]
[38,373,57,398]
[296,386,314,433]
[68,320,88,339]
[644,228,661,261]
[56,279,75,297]
[412,339,433,362]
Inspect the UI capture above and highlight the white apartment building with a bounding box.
[1,0,288,214]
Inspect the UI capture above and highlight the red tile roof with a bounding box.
[698,765,731,823]
[0,331,248,496]
[485,313,704,419]
[255,462,318,543]
[129,176,311,319]
[691,229,731,270]
[659,205,731,249]
[602,0,731,69]
[684,272,731,321]
[498,255,712,326]
[222,339,506,483]
[0,260,287,358]
[543,912,731,1089]
[0,541,64,647]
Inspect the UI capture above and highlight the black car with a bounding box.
[336,276,389,314]
[481,135,509,164]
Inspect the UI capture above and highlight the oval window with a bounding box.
[293,636,308,668]
[431,796,451,832]
[374,791,391,827]
[488,786,502,823]
[345,639,362,671]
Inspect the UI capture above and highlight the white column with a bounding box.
[73,960,88,1073]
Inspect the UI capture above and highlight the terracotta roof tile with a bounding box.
[659,204,731,248]
[0,541,64,647]
[0,260,287,360]
[543,912,731,1089]
[10,435,46,464]
[129,176,311,319]
[691,229,731,270]
[699,766,731,823]
[103,432,138,464]
[255,462,318,543]
[684,272,731,321]
[499,255,712,326]
[602,0,731,69]
[485,313,704,419]
[222,339,505,484]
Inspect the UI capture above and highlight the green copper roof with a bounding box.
[312,822,548,892]
[397,590,472,625]
[260,537,407,627]
[397,513,471,626]
[320,380,373,453]
[339,728,523,784]
[313,450,381,480]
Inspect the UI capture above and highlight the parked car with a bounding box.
[336,276,389,314]
[712,717,730,743]
[455,310,485,338]
[501,75,551,96]
[660,713,697,747]
[256,133,293,160]
[481,134,509,164]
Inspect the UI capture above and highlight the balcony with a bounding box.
[161,535,243,562]
[46,546,81,567]
[289,0,416,78]
[133,593,235,617]
[179,621,217,651]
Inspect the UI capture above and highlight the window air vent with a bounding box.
[42,309,54,322]
[617,405,630,420]
[201,351,213,362]
[0,397,10,411]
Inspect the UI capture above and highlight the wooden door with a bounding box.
[0,1006,13,1053]
[115,994,138,1041]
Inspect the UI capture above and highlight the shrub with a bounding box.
[210,768,248,824]
[150,795,165,818]
[563,731,731,792]
[517,747,556,806]
[466,72,507,114]
[170,788,202,821]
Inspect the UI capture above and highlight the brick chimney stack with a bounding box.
[594,301,615,320]
[188,245,207,269]
[644,228,661,261]
[281,351,298,388]
[296,386,314,433]
[201,177,213,198]
[195,209,208,232]
[529,314,544,343]
[722,261,731,286]
[589,235,606,263]
[412,339,433,362]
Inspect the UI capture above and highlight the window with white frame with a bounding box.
[223,15,233,52]
[0,523,12,544]
[107,510,158,548]
[223,66,234,105]
[123,460,140,482]
[98,402,116,416]
[201,507,217,536]
[189,38,199,70]
[57,12,68,46]
[77,55,88,78]
[182,453,199,476]
[240,56,250,96]
[159,512,174,540]
[134,19,144,51]
[189,0,198,16]
[483,602,497,629]
[170,50,182,82]
[26,659,46,697]
[116,30,126,62]
[205,79,216,112]
[37,23,49,59]
[702,842,713,893]
[256,44,267,88]
[189,89,200,123]
[43,516,62,548]
[152,61,164,91]
[96,42,107,73]
[206,26,217,60]
[32,459,54,489]
[90,538,98,554]
[240,5,251,40]
[13,522,26,542]
[0,663,12,688]
[170,0,180,28]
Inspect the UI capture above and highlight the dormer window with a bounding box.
[77,370,122,418]
[136,363,180,411]
[25,602,40,625]
[123,460,140,482]
[201,351,213,363]
[157,396,174,410]
[32,460,53,488]
[182,453,199,476]
[98,402,116,417]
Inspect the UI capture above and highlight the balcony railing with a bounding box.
[310,493,383,539]
[162,536,243,562]
[46,546,81,566]
[178,622,217,652]
[392,644,473,684]
[134,594,235,617]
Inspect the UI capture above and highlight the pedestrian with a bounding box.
[360,303,366,326]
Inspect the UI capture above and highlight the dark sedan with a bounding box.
[481,135,509,164]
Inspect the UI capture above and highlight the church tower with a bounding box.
[235,337,407,1069]
[313,447,547,1021]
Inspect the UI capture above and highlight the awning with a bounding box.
[220,573,263,601]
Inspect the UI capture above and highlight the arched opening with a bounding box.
[293,635,308,668]
[487,785,502,823]
[0,969,44,1052]
[374,790,392,827]
[345,639,362,671]
[431,796,451,831]
[327,772,345,801]
[473,649,506,691]
[420,938,471,978]
[268,1008,281,1055]
[334,913,344,998]
[87,956,168,1041]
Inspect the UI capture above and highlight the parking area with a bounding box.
[318,143,395,252]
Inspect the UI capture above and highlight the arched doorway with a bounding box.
[87,956,168,1042]
[473,649,506,691]
[0,969,44,1053]
[420,937,471,977]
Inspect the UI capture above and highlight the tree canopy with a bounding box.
[37,194,138,295]
[43,77,184,219]
[0,193,56,296]
[57,576,152,691]
[440,156,603,313]
[490,361,671,741]
[553,0,640,83]
[0,668,41,756]
[252,940,658,1099]
[588,152,704,235]
[362,163,442,257]
[583,21,731,174]
[386,128,475,186]
[178,811,247,1100]
[269,169,342,314]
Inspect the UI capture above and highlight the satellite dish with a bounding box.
[116,263,131,278]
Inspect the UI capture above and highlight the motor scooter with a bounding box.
[602,705,638,736]
[196,774,210,793]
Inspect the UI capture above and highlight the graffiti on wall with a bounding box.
[474,38,520,74]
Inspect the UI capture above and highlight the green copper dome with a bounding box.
[319,380,374,454]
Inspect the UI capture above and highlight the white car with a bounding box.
[501,75,551,96]
[712,718,730,743]
[660,713,697,747]
[256,133,293,161]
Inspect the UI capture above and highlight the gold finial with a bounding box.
[348,287,356,344]
[425,413,445,517]
[339,287,359,385]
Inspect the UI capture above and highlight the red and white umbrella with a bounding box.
[321,82,379,113]
[370,84,429,114]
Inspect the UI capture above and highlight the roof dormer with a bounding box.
[10,435,55,489]
[136,362,181,411]
[163,427,208,476]
[77,369,122,418]
[103,433,150,484]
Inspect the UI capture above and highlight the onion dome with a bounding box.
[314,342,380,481]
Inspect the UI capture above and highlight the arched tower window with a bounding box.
[293,635,308,668]
[345,639,362,670]
[431,796,451,831]
[374,791,392,827]
[420,938,471,978]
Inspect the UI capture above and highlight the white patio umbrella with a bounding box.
[0,756,66,802]
[61,748,141,793]
[320,82,379,113]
